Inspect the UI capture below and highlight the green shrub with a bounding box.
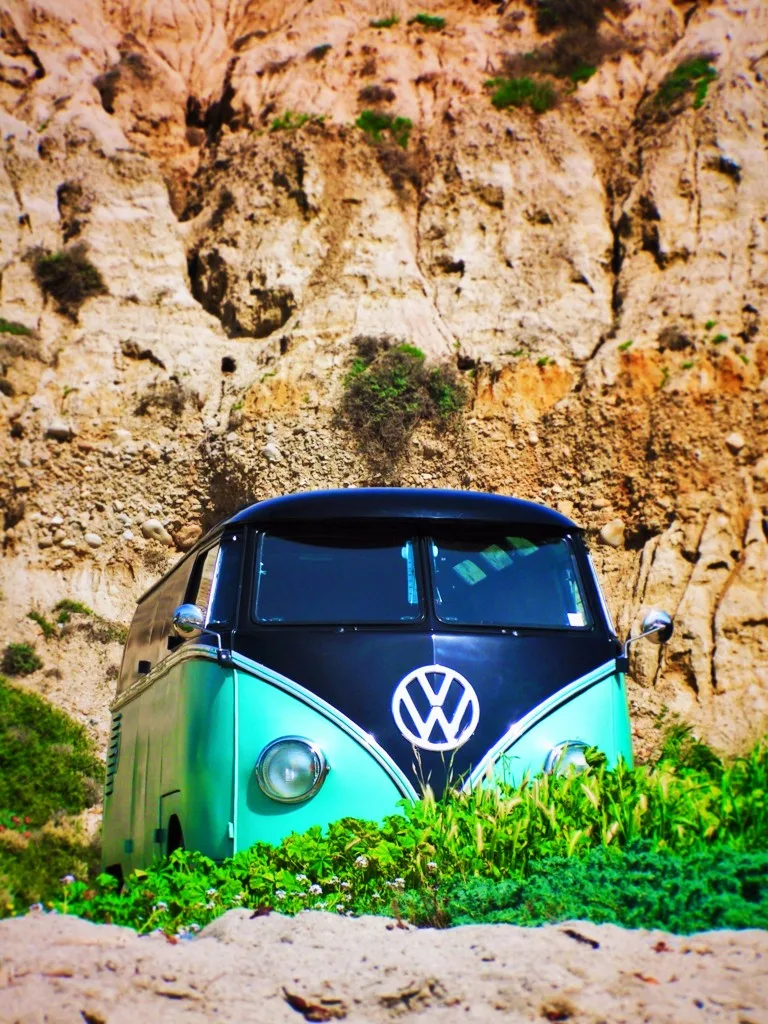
[486,76,557,113]
[27,612,56,639]
[0,676,102,826]
[356,109,412,148]
[54,599,94,625]
[0,820,100,911]
[655,56,717,110]
[0,318,32,336]
[269,110,325,132]
[338,337,467,470]
[30,244,106,319]
[570,60,597,83]
[1,644,42,676]
[370,14,399,28]
[408,13,446,30]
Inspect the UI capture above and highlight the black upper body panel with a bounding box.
[226,488,580,531]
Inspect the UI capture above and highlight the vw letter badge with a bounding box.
[391,664,480,752]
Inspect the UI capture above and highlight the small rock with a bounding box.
[14,474,31,491]
[117,513,133,526]
[262,442,283,464]
[173,523,202,551]
[18,456,31,469]
[84,532,103,548]
[113,500,125,512]
[61,538,76,549]
[556,500,575,518]
[753,456,768,483]
[53,529,66,543]
[592,497,611,510]
[599,519,625,548]
[527,430,539,445]
[45,420,74,441]
[141,518,173,545]
[264,422,275,435]
[39,535,54,548]
[50,515,64,526]
[110,428,132,446]
[725,432,745,454]
[121,529,134,541]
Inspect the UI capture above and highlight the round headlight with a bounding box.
[544,740,589,776]
[255,737,328,803]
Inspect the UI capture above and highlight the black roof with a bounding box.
[227,488,578,530]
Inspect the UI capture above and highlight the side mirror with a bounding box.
[172,603,205,639]
[618,608,673,671]
[640,608,674,645]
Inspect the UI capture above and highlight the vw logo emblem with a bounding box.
[391,664,480,752]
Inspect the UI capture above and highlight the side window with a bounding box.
[192,544,221,619]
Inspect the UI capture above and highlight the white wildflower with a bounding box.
[60,874,75,885]
[275,890,287,900]
[189,923,201,932]
[295,873,308,882]
[154,901,168,910]
[308,883,322,896]
[426,861,438,873]
[354,855,369,869]
[205,901,215,910]
[340,881,351,890]
[206,888,217,896]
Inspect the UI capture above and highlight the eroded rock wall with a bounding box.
[0,0,766,757]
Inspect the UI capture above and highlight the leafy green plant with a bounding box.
[569,60,597,83]
[338,337,466,471]
[486,76,557,114]
[370,14,399,28]
[536,355,551,367]
[705,318,717,330]
[712,332,728,344]
[656,56,717,110]
[29,244,106,319]
[270,110,325,132]
[27,611,56,639]
[408,13,446,30]
[356,109,413,148]
[618,339,633,351]
[1,644,42,676]
[681,360,694,369]
[0,318,32,336]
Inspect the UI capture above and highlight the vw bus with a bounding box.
[102,488,672,876]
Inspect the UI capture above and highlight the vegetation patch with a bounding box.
[306,43,332,61]
[370,14,399,28]
[10,729,767,931]
[27,611,56,639]
[486,76,557,114]
[29,244,106,319]
[408,13,446,30]
[655,56,717,110]
[338,337,467,472]
[358,84,396,104]
[270,110,325,132]
[356,109,412,148]
[0,318,32,336]
[528,0,621,33]
[54,599,94,624]
[1,644,42,676]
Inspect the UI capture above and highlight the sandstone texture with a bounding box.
[0,0,766,760]
[0,910,766,1023]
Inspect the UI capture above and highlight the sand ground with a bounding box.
[0,910,766,1023]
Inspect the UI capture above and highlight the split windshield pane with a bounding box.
[429,533,591,629]
[254,533,423,624]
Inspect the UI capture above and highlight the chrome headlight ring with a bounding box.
[255,736,329,804]
[544,740,590,776]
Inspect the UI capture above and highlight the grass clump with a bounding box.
[54,599,94,625]
[0,318,32,336]
[338,337,467,471]
[370,14,399,28]
[27,611,56,639]
[1,644,42,676]
[356,109,412,148]
[408,13,445,30]
[30,244,106,319]
[306,43,332,60]
[270,110,325,132]
[656,56,717,110]
[486,76,557,114]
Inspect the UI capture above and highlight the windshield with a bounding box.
[430,533,591,629]
[254,532,423,624]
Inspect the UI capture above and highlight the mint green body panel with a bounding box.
[234,665,407,849]
[466,661,633,789]
[102,655,235,872]
[103,651,632,871]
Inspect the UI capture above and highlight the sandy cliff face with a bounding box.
[0,0,766,758]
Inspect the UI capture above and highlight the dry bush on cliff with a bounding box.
[29,244,106,320]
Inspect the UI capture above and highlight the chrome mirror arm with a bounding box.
[616,609,673,673]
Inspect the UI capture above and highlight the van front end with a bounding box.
[232,653,415,852]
